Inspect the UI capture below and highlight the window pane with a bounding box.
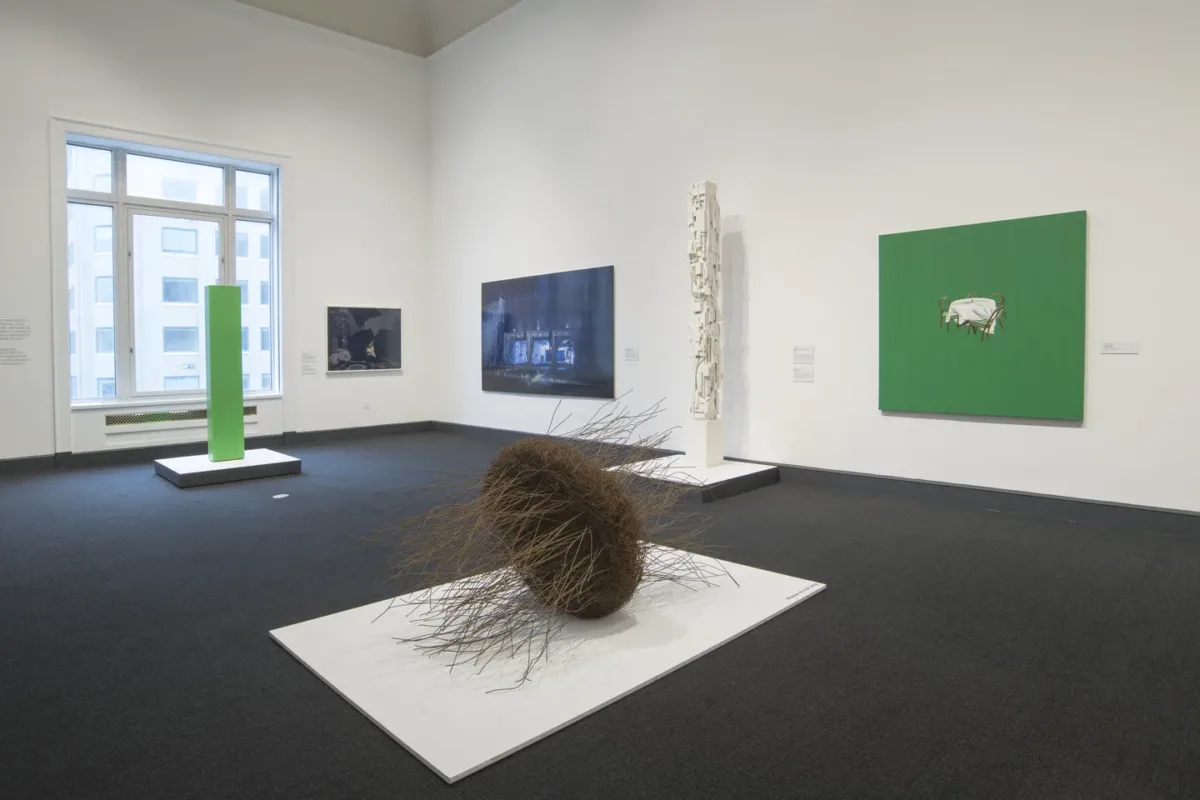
[96,328,114,353]
[162,277,199,303]
[235,219,274,396]
[163,327,199,353]
[235,233,248,258]
[132,213,219,392]
[127,154,223,206]
[162,227,199,255]
[162,178,197,203]
[261,372,272,390]
[67,145,113,193]
[97,378,116,398]
[95,276,114,303]
[242,374,250,390]
[164,375,200,391]
[94,225,113,254]
[68,204,116,402]
[237,280,249,304]
[259,234,270,260]
[241,327,249,352]
[235,171,271,212]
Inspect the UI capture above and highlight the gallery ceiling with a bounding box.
[233,0,526,57]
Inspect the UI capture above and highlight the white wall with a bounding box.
[0,0,430,459]
[429,0,1200,511]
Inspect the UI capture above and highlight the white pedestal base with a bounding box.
[154,448,301,488]
[614,456,780,501]
[270,546,825,784]
[686,417,725,468]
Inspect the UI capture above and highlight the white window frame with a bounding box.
[59,126,282,407]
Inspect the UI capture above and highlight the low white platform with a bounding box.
[154,448,301,488]
[621,456,773,486]
[270,547,825,784]
[616,456,780,500]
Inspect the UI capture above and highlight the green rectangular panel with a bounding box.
[879,211,1087,420]
[206,285,245,461]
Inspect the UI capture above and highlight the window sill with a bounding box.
[71,393,282,411]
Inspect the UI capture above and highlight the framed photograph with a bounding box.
[481,265,614,399]
[327,307,402,372]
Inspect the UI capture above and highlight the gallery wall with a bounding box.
[428,0,1200,511]
[0,0,430,460]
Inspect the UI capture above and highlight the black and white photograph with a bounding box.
[327,307,402,372]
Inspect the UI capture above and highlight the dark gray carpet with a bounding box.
[1,432,1197,799]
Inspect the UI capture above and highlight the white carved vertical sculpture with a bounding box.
[687,181,724,467]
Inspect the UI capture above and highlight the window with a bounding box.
[66,203,114,401]
[95,276,113,303]
[96,327,114,354]
[70,376,78,400]
[162,227,199,255]
[66,145,113,193]
[161,177,198,203]
[162,277,198,304]
[127,154,223,205]
[69,331,77,355]
[242,374,250,390]
[164,375,200,391]
[261,372,272,390]
[65,134,279,402]
[163,327,199,353]
[94,225,113,254]
[236,170,271,211]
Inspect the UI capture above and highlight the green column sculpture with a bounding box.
[206,285,245,462]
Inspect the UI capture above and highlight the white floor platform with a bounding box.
[620,456,777,487]
[154,448,301,488]
[270,547,825,783]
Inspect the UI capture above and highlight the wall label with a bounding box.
[0,319,31,341]
[792,345,814,365]
[792,365,814,383]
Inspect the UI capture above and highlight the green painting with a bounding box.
[879,211,1086,420]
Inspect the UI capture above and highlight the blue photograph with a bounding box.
[481,265,614,398]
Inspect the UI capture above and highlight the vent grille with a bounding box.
[105,406,257,427]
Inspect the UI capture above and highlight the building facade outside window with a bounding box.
[65,139,279,402]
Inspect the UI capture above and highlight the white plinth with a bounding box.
[686,417,725,468]
[620,455,777,486]
[154,448,301,488]
[270,547,825,783]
